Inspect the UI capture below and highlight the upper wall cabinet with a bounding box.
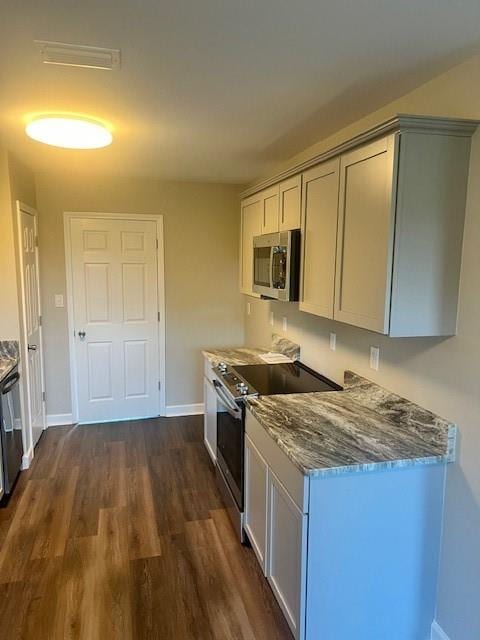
[240,193,262,296]
[300,159,340,319]
[241,116,477,335]
[279,175,302,231]
[241,178,302,296]
[334,130,472,336]
[334,135,396,333]
[261,185,280,234]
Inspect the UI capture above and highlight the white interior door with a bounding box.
[69,217,161,424]
[17,204,46,451]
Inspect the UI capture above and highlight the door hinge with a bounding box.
[156,238,159,249]
[39,315,42,326]
[158,381,161,391]
[157,311,160,321]
[42,391,46,402]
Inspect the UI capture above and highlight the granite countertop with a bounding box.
[202,346,271,366]
[247,370,456,477]
[202,335,301,367]
[0,341,19,384]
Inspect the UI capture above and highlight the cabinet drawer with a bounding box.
[246,409,309,513]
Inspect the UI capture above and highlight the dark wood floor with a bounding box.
[0,416,292,640]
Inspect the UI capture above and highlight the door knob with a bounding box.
[78,331,86,340]
[27,344,37,351]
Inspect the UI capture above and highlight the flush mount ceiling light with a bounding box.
[25,115,113,149]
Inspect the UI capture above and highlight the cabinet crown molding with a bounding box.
[240,114,479,199]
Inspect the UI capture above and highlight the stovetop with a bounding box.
[214,361,342,400]
[233,362,342,396]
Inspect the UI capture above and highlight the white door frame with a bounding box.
[63,212,166,423]
[15,201,47,466]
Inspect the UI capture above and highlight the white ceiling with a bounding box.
[0,0,479,183]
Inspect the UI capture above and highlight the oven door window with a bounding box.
[216,398,244,509]
[253,246,272,288]
[272,246,287,289]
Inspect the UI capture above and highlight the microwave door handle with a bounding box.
[270,247,275,288]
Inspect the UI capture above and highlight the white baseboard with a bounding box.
[47,413,74,426]
[165,403,204,417]
[21,445,34,470]
[431,621,451,640]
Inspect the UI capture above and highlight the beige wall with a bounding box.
[0,148,19,339]
[245,54,480,639]
[34,174,244,413]
[0,148,36,340]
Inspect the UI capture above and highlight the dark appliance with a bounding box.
[212,360,341,540]
[0,366,23,499]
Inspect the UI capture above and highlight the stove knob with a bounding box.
[217,362,227,373]
[240,386,249,395]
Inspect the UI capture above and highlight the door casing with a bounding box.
[64,212,166,423]
[15,201,47,465]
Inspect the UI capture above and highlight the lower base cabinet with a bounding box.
[244,435,268,573]
[244,409,447,640]
[203,377,217,462]
[267,470,307,639]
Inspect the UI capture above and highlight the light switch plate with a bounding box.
[54,294,64,308]
[370,346,380,370]
[329,333,336,351]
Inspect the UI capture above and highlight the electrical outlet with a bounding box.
[269,311,274,326]
[329,332,336,351]
[54,294,64,308]
[282,317,288,332]
[246,302,251,316]
[370,346,380,371]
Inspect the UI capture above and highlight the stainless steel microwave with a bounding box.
[252,229,300,301]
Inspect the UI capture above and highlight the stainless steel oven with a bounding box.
[212,360,341,542]
[253,229,300,301]
[213,377,246,540]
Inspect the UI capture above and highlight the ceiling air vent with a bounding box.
[34,40,121,70]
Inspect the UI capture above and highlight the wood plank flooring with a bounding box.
[0,416,293,640]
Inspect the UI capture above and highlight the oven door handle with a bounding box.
[213,380,241,418]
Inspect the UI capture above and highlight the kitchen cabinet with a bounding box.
[334,135,396,333]
[240,177,301,296]
[241,115,476,335]
[279,175,301,231]
[267,470,307,639]
[244,434,268,573]
[261,185,280,234]
[245,410,308,639]
[240,193,262,296]
[245,408,446,640]
[300,159,340,319]
[334,130,472,335]
[203,377,217,463]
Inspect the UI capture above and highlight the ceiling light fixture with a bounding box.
[25,114,113,149]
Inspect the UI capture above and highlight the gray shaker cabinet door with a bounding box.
[334,134,398,334]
